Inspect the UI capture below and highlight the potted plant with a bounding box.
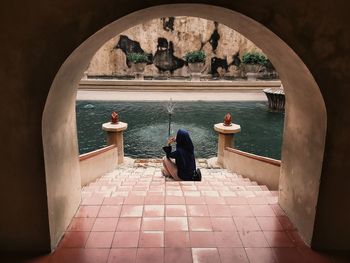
[241,52,267,81]
[184,50,206,81]
[127,52,149,80]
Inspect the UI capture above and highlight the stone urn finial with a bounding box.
[111,111,119,124]
[223,113,232,126]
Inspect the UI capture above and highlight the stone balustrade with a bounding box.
[102,121,128,164]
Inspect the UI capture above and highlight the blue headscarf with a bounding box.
[175,129,196,180]
[176,129,194,154]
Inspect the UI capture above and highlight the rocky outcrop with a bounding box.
[87,16,276,78]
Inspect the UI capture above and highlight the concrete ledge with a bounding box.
[79,145,118,186]
[223,147,281,190]
[79,79,281,91]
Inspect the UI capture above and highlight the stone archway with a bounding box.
[42,4,326,249]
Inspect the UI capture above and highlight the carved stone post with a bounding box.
[214,123,241,165]
[102,122,128,164]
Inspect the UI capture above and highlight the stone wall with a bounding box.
[2,0,350,253]
[87,16,270,78]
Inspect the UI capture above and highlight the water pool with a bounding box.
[76,101,284,159]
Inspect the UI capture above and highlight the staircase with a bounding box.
[49,160,328,263]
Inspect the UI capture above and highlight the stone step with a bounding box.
[82,166,276,202]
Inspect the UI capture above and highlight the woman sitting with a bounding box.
[162,129,196,181]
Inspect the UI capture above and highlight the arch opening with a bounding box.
[42,4,327,249]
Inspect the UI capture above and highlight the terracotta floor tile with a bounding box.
[187,205,209,216]
[112,231,140,248]
[81,197,104,206]
[278,216,296,230]
[112,191,129,197]
[165,217,189,231]
[182,186,197,191]
[211,217,237,231]
[219,190,237,197]
[165,248,192,263]
[204,196,226,204]
[273,248,307,263]
[286,231,308,247]
[143,205,165,217]
[144,195,165,205]
[165,231,191,247]
[264,231,295,247]
[218,248,249,263]
[141,217,165,231]
[214,231,243,247]
[250,205,276,216]
[190,232,216,247]
[165,196,186,204]
[166,190,183,197]
[92,218,118,231]
[75,206,100,218]
[239,231,269,248]
[52,248,109,263]
[247,197,268,205]
[166,205,187,216]
[59,231,90,248]
[208,205,231,217]
[230,205,254,217]
[138,231,164,247]
[192,248,220,263]
[117,218,142,231]
[270,204,286,216]
[85,231,114,248]
[245,248,277,263]
[108,248,137,263]
[98,205,121,217]
[201,190,219,197]
[136,248,164,263]
[130,190,148,196]
[255,191,272,197]
[188,217,213,231]
[257,217,284,231]
[181,191,196,196]
[197,185,213,191]
[68,218,95,231]
[57,165,322,263]
[185,196,206,205]
[124,195,145,205]
[234,217,261,232]
[239,188,254,195]
[120,205,143,217]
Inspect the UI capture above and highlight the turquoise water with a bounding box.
[76,101,284,159]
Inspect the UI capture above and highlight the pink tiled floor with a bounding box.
[30,165,345,262]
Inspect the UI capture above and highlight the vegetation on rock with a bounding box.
[184,50,206,63]
[127,52,149,63]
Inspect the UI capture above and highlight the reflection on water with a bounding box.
[76,101,284,159]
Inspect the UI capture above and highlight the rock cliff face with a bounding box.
[87,16,270,78]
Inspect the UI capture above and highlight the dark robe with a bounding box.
[163,129,196,181]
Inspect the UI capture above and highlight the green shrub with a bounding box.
[242,52,267,66]
[127,52,149,63]
[184,50,206,63]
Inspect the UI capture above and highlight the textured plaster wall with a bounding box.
[80,146,118,186]
[87,16,263,77]
[0,0,349,254]
[224,149,280,190]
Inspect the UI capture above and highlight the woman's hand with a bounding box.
[167,136,176,145]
